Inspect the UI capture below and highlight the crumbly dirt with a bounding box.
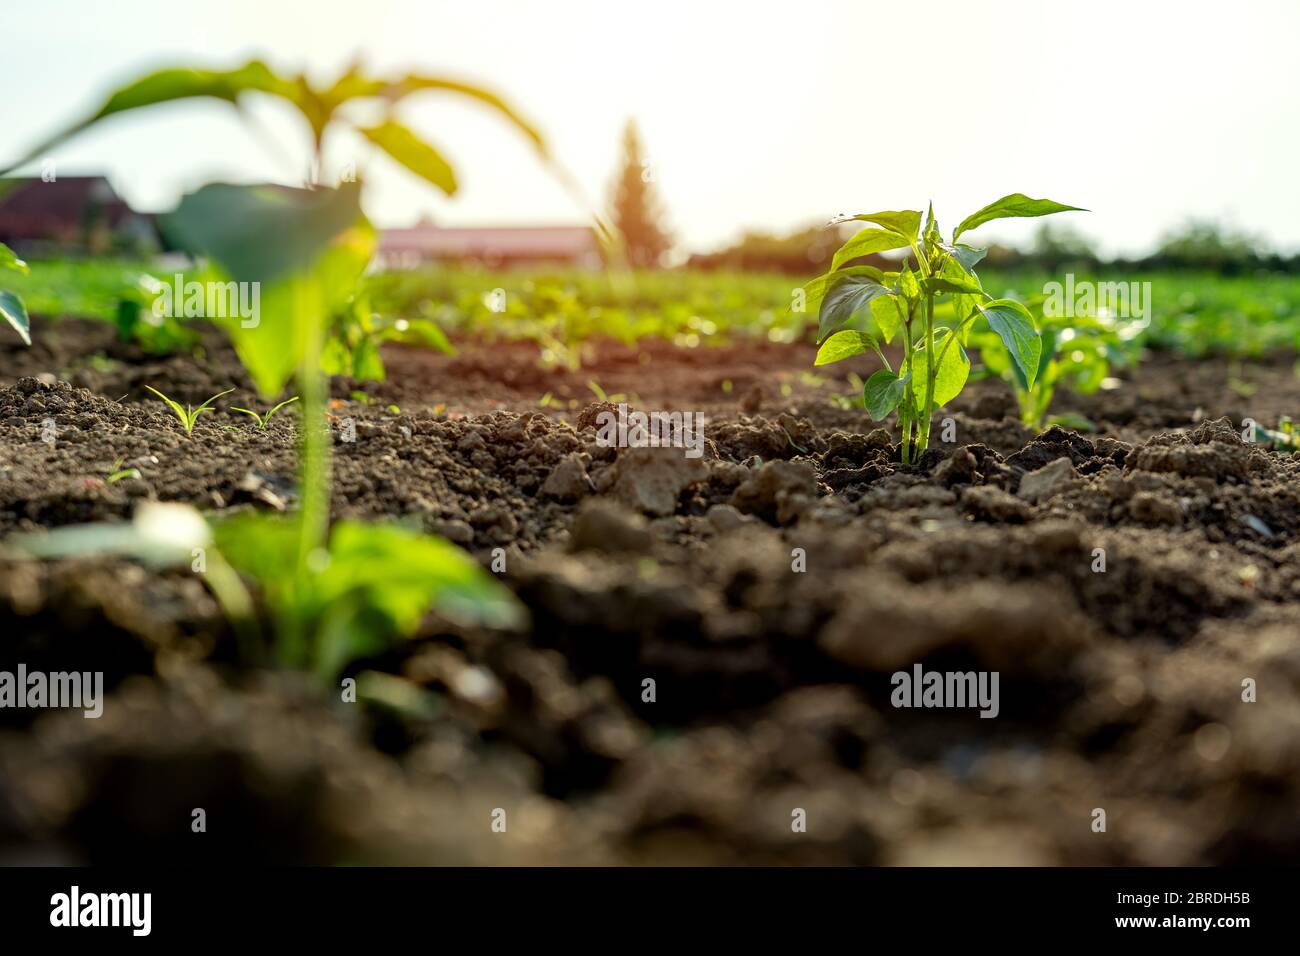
[2,319,1299,864]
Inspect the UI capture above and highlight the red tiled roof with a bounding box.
[379,225,598,259]
[0,177,135,240]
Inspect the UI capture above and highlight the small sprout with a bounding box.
[586,380,628,403]
[1250,415,1300,453]
[231,396,300,429]
[85,354,121,374]
[106,456,140,483]
[386,404,401,415]
[145,385,234,435]
[1228,361,1257,398]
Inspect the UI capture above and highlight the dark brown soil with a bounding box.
[2,319,1299,865]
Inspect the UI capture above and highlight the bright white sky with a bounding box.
[7,0,1300,256]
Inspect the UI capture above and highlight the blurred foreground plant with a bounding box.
[2,60,538,674]
[3,58,548,376]
[1,243,31,345]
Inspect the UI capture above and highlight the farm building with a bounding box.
[0,175,157,254]
[378,224,602,269]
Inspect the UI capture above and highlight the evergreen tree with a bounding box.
[609,120,672,268]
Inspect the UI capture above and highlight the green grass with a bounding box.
[369,266,1300,362]
[15,256,1300,362]
[6,255,156,321]
[980,269,1300,358]
[365,268,804,351]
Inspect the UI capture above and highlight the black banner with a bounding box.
[0,867,1285,941]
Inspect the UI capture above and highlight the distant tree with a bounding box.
[686,223,852,274]
[1152,219,1264,273]
[1030,222,1098,270]
[609,120,672,268]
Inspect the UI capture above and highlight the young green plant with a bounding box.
[231,396,299,429]
[2,59,542,675]
[808,195,1085,463]
[106,457,141,483]
[1,243,32,345]
[1250,416,1300,453]
[144,385,234,435]
[322,294,455,382]
[969,294,1131,430]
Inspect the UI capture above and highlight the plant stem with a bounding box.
[916,291,936,459]
[899,322,914,464]
[296,276,329,563]
[204,551,262,664]
[870,343,893,373]
[281,275,328,666]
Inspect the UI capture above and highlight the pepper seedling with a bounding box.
[807,195,1085,463]
[969,293,1132,431]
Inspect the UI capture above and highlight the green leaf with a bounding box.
[0,290,31,345]
[352,670,443,721]
[935,257,986,343]
[350,335,386,381]
[160,181,363,286]
[818,272,893,343]
[798,264,885,317]
[0,243,29,275]
[910,331,970,409]
[922,202,940,246]
[317,66,387,117]
[318,521,525,634]
[830,227,911,271]
[1,61,297,174]
[979,299,1042,389]
[9,501,212,569]
[953,193,1086,241]
[947,242,986,273]
[144,385,186,420]
[836,209,922,240]
[213,514,525,677]
[863,369,909,421]
[900,262,920,300]
[952,292,982,344]
[815,330,873,366]
[95,61,293,118]
[921,272,983,296]
[320,336,351,378]
[359,121,457,195]
[1036,326,1058,383]
[211,512,301,586]
[382,74,547,155]
[871,295,905,344]
[221,218,377,397]
[382,317,456,355]
[1047,412,1096,432]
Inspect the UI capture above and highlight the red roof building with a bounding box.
[0,176,156,252]
[378,225,602,269]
